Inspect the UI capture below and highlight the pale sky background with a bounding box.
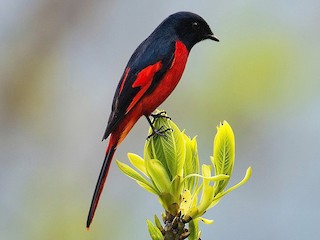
[1,1,320,239]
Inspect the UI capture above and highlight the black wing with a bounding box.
[102,37,175,140]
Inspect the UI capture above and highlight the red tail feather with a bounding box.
[86,142,117,229]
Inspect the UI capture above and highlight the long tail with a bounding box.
[86,139,117,229]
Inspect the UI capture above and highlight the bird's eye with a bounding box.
[192,22,199,30]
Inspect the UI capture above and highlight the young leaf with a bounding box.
[169,175,184,203]
[147,219,164,240]
[191,138,200,188]
[137,181,160,195]
[145,111,186,179]
[183,134,200,191]
[208,167,252,209]
[154,215,163,232]
[145,159,171,193]
[216,167,252,199]
[127,153,147,176]
[116,160,158,194]
[199,217,214,224]
[195,165,215,218]
[188,219,199,240]
[212,121,235,195]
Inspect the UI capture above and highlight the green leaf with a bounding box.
[183,133,193,189]
[136,181,159,195]
[188,219,199,240]
[208,166,252,209]
[183,134,200,191]
[147,219,164,240]
[144,111,186,179]
[145,159,171,193]
[184,173,229,182]
[169,175,184,203]
[191,138,200,186]
[199,217,214,224]
[212,121,235,195]
[196,165,215,218]
[154,215,163,232]
[207,195,222,209]
[213,167,252,203]
[127,153,148,176]
[116,160,158,194]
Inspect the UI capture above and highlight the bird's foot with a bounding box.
[147,126,173,139]
[151,111,171,123]
[145,111,172,139]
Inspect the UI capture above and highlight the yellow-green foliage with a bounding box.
[116,110,252,240]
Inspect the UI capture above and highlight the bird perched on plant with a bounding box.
[87,11,219,228]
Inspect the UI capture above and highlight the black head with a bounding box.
[164,11,219,50]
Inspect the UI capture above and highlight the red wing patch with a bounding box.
[119,67,130,94]
[126,61,162,114]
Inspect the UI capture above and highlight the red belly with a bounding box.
[140,41,189,115]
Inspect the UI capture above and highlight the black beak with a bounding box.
[207,34,219,42]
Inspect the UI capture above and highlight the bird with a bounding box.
[87,11,219,228]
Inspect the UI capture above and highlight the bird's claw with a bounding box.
[147,126,173,139]
[151,111,171,124]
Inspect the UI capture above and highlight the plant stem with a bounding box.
[161,212,190,240]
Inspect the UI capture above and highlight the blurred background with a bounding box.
[1,0,320,239]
